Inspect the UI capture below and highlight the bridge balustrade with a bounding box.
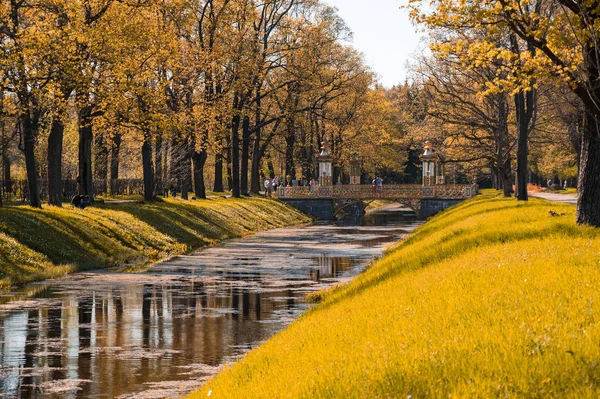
[278,184,478,200]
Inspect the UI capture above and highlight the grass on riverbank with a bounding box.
[0,197,309,288]
[190,190,600,398]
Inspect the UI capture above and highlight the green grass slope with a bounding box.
[0,197,309,288]
[190,190,600,398]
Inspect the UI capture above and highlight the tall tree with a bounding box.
[409,0,600,225]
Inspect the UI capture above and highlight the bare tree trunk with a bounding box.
[226,147,233,192]
[284,119,296,179]
[94,133,108,195]
[78,106,94,201]
[48,118,64,206]
[576,110,600,226]
[496,95,513,198]
[193,150,208,199]
[142,132,154,202]
[267,158,275,179]
[501,157,513,198]
[3,146,11,199]
[514,88,533,201]
[22,113,41,208]
[110,132,121,194]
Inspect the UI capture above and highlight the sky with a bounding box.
[323,0,424,87]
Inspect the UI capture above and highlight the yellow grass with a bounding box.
[189,190,600,398]
[0,197,310,288]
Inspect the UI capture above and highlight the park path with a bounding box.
[529,192,578,205]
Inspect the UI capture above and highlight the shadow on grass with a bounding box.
[108,201,239,248]
[0,196,308,287]
[0,208,118,270]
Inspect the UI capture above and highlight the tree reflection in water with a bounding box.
[0,207,417,398]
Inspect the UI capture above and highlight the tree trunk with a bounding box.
[142,133,154,202]
[214,152,224,192]
[78,107,94,201]
[22,114,41,208]
[226,147,233,192]
[47,118,64,206]
[3,147,11,199]
[110,132,121,194]
[501,156,513,198]
[284,120,296,179]
[241,116,250,196]
[576,111,600,226]
[250,149,261,193]
[496,94,512,198]
[162,138,169,184]
[267,158,275,179]
[94,133,108,195]
[514,88,532,201]
[511,37,535,201]
[231,98,241,198]
[568,121,583,181]
[193,150,208,199]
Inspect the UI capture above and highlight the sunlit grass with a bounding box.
[0,197,310,288]
[189,190,600,398]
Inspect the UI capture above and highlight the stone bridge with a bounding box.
[278,184,478,220]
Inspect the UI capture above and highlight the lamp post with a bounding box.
[318,139,333,186]
[421,140,435,186]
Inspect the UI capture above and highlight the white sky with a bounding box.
[323,0,425,87]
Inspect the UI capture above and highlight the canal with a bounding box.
[0,204,417,398]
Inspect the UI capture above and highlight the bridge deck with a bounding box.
[278,184,478,200]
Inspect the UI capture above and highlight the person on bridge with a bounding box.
[309,178,317,195]
[375,176,383,194]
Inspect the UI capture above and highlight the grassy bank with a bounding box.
[0,197,310,288]
[190,190,600,398]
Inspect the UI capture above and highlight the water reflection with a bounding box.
[0,206,418,399]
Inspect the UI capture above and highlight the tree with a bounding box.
[409,0,600,225]
[0,0,58,207]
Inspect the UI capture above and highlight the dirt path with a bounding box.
[529,192,578,205]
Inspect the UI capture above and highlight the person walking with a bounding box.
[264,178,273,197]
[376,176,383,194]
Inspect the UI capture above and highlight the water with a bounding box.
[0,205,417,398]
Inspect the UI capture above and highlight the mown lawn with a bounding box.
[0,197,309,288]
[189,190,600,398]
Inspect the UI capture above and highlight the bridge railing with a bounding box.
[278,184,478,200]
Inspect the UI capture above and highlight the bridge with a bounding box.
[276,140,479,220]
[278,184,478,220]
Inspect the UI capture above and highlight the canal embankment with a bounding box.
[189,190,600,398]
[0,197,310,288]
[0,202,415,398]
